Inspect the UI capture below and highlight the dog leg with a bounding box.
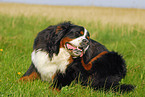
[19,63,40,81]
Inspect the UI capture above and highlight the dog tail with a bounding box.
[115,84,135,92]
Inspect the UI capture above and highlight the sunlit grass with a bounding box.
[0,3,145,97]
[0,3,145,27]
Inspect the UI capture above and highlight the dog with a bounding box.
[51,38,135,92]
[20,22,134,92]
[20,21,90,82]
[67,39,135,92]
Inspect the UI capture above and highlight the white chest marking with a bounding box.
[31,48,70,81]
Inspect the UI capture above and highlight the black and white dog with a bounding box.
[20,22,134,92]
[20,22,90,81]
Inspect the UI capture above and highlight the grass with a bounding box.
[0,3,145,97]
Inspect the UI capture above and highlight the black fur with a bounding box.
[21,22,135,92]
[22,22,74,77]
[53,39,135,92]
[21,21,89,79]
[33,22,72,59]
[78,51,127,91]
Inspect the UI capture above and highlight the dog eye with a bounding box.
[75,31,81,37]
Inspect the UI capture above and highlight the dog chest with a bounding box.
[31,48,70,81]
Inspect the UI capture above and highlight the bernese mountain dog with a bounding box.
[20,22,90,81]
[20,22,134,92]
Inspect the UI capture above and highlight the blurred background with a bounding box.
[0,0,145,27]
[0,0,145,9]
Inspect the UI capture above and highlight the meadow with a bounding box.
[0,3,145,97]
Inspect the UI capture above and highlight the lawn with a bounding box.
[0,3,145,97]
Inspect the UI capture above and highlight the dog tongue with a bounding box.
[66,43,83,57]
[80,51,83,57]
[66,43,77,50]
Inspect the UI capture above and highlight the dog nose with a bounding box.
[80,39,89,49]
[82,39,89,44]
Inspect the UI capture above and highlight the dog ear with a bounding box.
[54,22,71,44]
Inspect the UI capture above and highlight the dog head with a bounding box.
[34,22,90,59]
[56,22,90,58]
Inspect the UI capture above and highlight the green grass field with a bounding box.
[0,3,145,97]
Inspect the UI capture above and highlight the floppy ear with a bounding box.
[54,22,71,44]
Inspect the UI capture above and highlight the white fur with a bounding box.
[31,48,70,81]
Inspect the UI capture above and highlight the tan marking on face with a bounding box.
[80,31,84,35]
[87,36,90,39]
[59,37,73,48]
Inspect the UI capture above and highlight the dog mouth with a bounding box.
[65,42,85,58]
